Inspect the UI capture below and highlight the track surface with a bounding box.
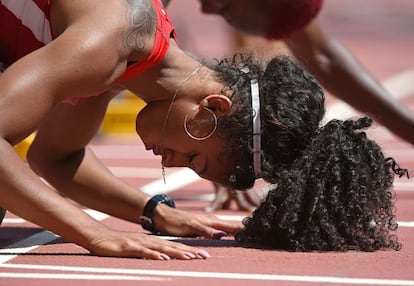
[1,1,414,285]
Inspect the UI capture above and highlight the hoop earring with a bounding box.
[184,107,218,141]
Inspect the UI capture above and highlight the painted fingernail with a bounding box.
[196,249,210,259]
[213,231,227,239]
[184,252,197,259]
[160,253,171,261]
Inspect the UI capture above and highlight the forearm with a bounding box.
[311,40,413,144]
[31,146,150,223]
[0,139,109,250]
[287,23,414,145]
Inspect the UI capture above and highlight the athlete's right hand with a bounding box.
[87,228,210,260]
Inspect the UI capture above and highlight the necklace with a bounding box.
[159,62,204,183]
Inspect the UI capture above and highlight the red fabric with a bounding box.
[33,0,51,16]
[0,0,52,66]
[265,0,323,40]
[118,0,176,83]
[1,0,175,105]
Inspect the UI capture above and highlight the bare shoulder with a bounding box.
[51,0,157,54]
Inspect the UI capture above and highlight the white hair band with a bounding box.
[251,78,261,178]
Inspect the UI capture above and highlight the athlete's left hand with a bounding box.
[151,204,244,238]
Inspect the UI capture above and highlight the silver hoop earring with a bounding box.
[184,107,218,141]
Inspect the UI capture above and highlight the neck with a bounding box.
[122,42,222,103]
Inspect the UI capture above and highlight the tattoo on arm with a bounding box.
[121,0,157,53]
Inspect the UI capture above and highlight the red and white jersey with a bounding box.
[0,0,52,69]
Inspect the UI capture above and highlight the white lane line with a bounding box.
[83,209,109,221]
[399,222,414,227]
[108,166,164,178]
[1,263,414,285]
[384,69,414,99]
[2,210,108,225]
[216,214,247,221]
[2,218,25,224]
[0,231,59,264]
[140,168,200,195]
[324,69,414,122]
[0,209,108,264]
[0,272,167,281]
[394,181,414,192]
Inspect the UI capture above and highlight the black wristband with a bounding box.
[140,194,175,234]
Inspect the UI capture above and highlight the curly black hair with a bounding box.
[210,53,408,251]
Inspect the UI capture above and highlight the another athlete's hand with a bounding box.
[205,183,262,213]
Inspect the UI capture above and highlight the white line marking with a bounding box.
[1,263,414,285]
[398,222,414,227]
[0,272,167,281]
[0,209,108,264]
[83,209,109,221]
[216,214,247,221]
[2,218,25,224]
[0,231,59,263]
[394,181,414,192]
[108,166,165,178]
[383,69,414,98]
[140,168,200,195]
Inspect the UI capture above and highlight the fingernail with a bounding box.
[196,249,210,259]
[184,252,197,259]
[160,253,171,260]
[213,231,227,239]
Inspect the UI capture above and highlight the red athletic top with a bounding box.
[0,0,176,94]
[0,0,52,68]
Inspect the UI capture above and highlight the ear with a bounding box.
[200,94,232,117]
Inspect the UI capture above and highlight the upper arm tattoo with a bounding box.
[121,0,157,53]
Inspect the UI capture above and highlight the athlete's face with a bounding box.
[136,99,240,187]
[198,0,269,36]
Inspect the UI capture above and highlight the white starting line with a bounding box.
[1,263,414,285]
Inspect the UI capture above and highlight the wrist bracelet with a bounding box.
[140,194,175,234]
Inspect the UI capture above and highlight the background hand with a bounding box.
[205,183,262,213]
